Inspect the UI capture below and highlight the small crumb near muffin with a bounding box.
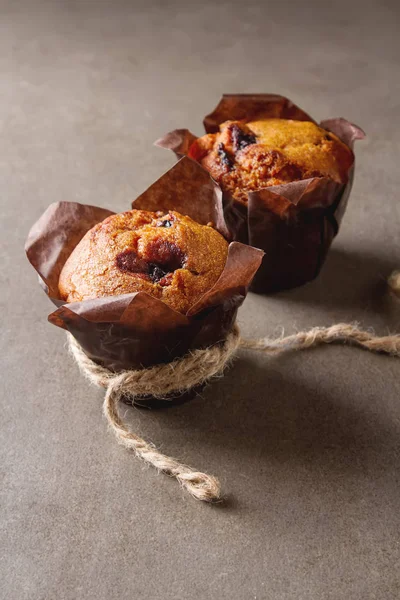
[188,119,354,203]
[59,209,229,314]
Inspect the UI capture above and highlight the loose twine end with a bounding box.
[388,270,400,299]
[69,327,240,503]
[68,277,400,503]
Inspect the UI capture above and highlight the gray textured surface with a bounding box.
[1,1,400,598]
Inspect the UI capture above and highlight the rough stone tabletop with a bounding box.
[1,1,399,598]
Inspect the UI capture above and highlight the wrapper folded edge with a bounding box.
[202,93,317,132]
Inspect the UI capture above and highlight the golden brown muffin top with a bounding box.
[59,209,229,314]
[188,119,354,203]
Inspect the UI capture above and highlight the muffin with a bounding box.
[154,94,364,293]
[59,209,228,315]
[26,201,263,371]
[188,118,354,203]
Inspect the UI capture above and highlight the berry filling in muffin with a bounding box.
[58,209,228,314]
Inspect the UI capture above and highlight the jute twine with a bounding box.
[388,270,400,299]
[68,327,241,503]
[68,273,400,502]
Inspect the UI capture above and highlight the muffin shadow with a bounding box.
[128,350,400,505]
[270,246,397,314]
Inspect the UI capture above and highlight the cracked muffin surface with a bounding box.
[188,119,354,203]
[58,209,228,314]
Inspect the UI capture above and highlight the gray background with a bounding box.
[1,1,400,598]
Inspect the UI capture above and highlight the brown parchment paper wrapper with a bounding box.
[153,94,365,292]
[26,201,263,373]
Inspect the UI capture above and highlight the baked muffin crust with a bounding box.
[59,209,228,314]
[188,119,354,203]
